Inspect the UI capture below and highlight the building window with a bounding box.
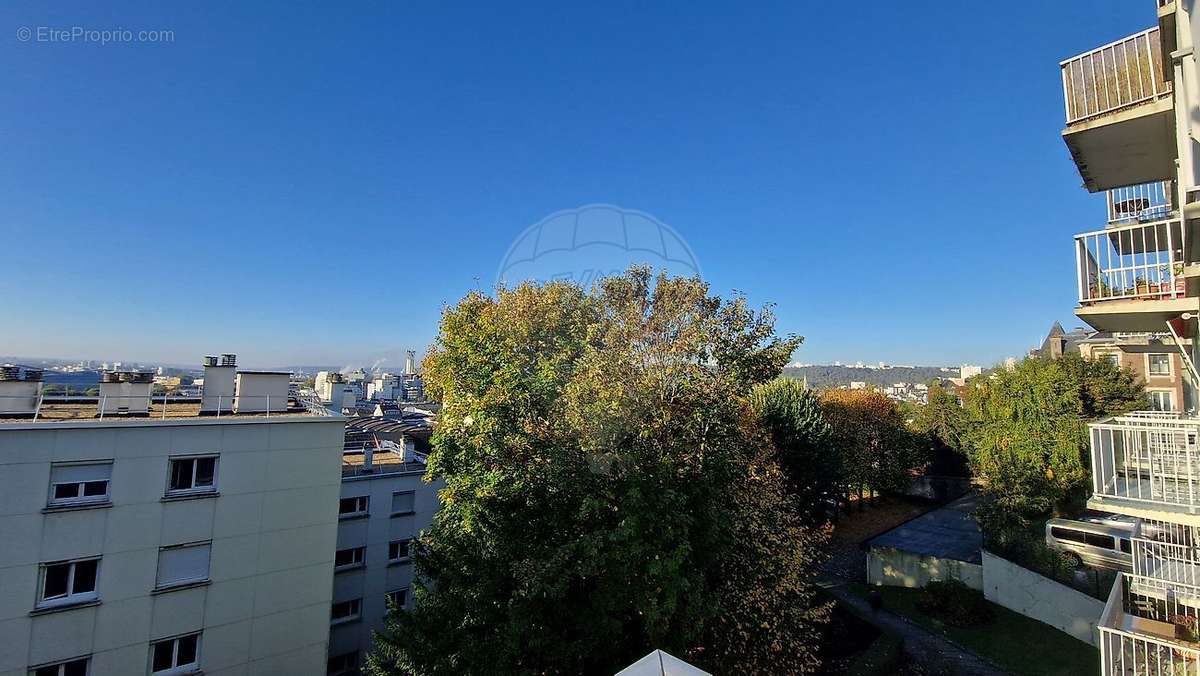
[388,539,412,564]
[37,558,99,609]
[330,598,362,624]
[150,632,201,675]
[326,651,359,676]
[1151,390,1175,412]
[166,456,217,496]
[48,462,112,508]
[386,588,409,610]
[1103,353,1120,368]
[391,490,415,515]
[155,543,212,590]
[338,496,369,518]
[1149,353,1172,376]
[334,546,365,571]
[30,656,89,676]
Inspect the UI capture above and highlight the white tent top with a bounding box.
[614,649,711,676]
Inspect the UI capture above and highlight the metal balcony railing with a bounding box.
[1133,520,1200,589]
[1109,181,1174,225]
[1075,219,1184,304]
[1100,573,1200,675]
[1062,27,1171,125]
[1091,415,1200,509]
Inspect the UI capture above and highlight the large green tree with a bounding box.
[749,378,837,519]
[366,268,829,676]
[962,355,1147,536]
[818,388,923,507]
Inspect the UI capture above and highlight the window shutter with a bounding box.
[157,543,211,587]
[392,492,415,513]
[51,463,112,483]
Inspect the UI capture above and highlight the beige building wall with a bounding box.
[1080,342,1186,412]
[0,415,344,676]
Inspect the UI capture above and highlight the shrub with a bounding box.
[916,579,993,627]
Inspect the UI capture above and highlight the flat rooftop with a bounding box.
[0,398,334,424]
[867,493,983,564]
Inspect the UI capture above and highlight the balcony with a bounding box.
[1099,573,1200,675]
[1108,181,1174,225]
[1133,519,1200,588]
[1089,415,1200,520]
[1074,218,1188,332]
[1061,27,1175,192]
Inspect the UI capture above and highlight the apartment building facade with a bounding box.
[1060,1,1200,673]
[0,370,345,676]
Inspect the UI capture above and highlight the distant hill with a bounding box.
[781,365,961,389]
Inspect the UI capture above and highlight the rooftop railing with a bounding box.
[1075,219,1184,304]
[0,393,325,423]
[1091,415,1200,510]
[1062,26,1171,125]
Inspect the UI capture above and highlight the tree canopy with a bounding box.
[959,354,1147,535]
[366,268,830,676]
[819,388,923,503]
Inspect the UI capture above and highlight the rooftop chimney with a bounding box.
[97,371,153,416]
[201,353,237,415]
[0,367,43,417]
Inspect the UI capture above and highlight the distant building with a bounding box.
[1029,322,1090,360]
[959,364,983,380]
[849,381,866,390]
[1078,332,1190,413]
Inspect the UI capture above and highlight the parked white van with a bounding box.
[1044,518,1133,572]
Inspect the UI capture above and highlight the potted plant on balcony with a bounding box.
[1135,275,1152,298]
[1172,613,1200,643]
[1174,262,1186,296]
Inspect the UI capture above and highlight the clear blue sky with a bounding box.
[0,1,1154,368]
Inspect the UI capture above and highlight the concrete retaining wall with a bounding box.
[866,547,983,590]
[981,549,1103,646]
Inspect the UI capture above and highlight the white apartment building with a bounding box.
[1059,2,1200,673]
[0,361,345,676]
[325,419,440,675]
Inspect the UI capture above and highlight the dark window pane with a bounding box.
[72,561,97,593]
[83,481,108,497]
[335,549,354,566]
[1086,533,1115,549]
[170,459,193,491]
[194,458,215,487]
[54,483,80,500]
[1051,527,1088,544]
[176,634,198,665]
[43,564,69,599]
[72,559,98,593]
[152,641,174,671]
[34,666,58,676]
[63,658,89,676]
[1120,539,1132,554]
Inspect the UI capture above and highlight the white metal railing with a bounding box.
[1134,520,1200,589]
[1076,219,1184,303]
[0,393,316,422]
[1062,26,1171,125]
[1100,572,1200,676]
[1091,416,1200,510]
[298,389,336,416]
[1109,181,1174,224]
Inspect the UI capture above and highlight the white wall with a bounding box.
[981,550,1104,646]
[0,415,344,676]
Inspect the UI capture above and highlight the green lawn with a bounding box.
[848,583,1099,676]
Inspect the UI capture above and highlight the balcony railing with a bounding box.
[1075,219,1184,304]
[1134,519,1200,589]
[1091,415,1200,510]
[1100,573,1200,675]
[1062,27,1171,125]
[1109,181,1174,225]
